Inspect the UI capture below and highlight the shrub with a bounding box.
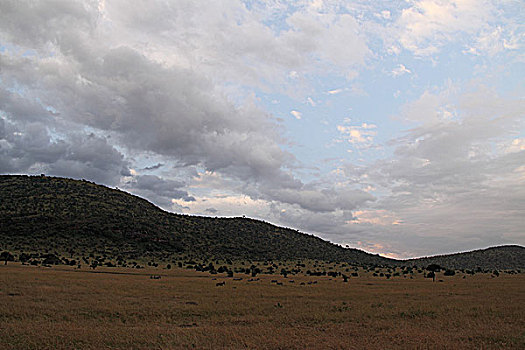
[426,264,441,272]
[19,253,31,263]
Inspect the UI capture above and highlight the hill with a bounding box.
[1,175,523,270]
[0,175,393,266]
[405,245,525,270]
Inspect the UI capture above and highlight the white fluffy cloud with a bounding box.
[396,0,495,56]
[336,121,377,149]
[290,110,302,120]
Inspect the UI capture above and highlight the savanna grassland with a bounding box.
[1,263,524,349]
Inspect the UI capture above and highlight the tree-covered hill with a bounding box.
[0,175,393,265]
[405,245,525,270]
[1,175,523,270]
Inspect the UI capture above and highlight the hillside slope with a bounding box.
[405,245,525,270]
[0,175,393,265]
[1,175,523,270]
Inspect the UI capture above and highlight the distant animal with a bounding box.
[276,282,283,286]
[271,280,278,283]
[233,278,243,281]
[150,275,161,279]
[215,281,225,287]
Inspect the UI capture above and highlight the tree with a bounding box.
[426,264,442,282]
[0,251,14,265]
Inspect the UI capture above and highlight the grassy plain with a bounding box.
[1,263,524,349]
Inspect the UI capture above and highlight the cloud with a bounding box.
[173,194,271,218]
[465,25,523,56]
[504,139,525,154]
[394,0,495,56]
[0,2,300,190]
[263,186,374,213]
[336,122,377,148]
[1,1,377,219]
[142,163,164,171]
[327,88,343,95]
[352,210,402,226]
[306,97,316,106]
[124,174,194,210]
[391,64,411,77]
[283,9,370,69]
[0,119,129,186]
[399,86,459,124]
[99,0,370,92]
[274,205,357,236]
[290,110,302,120]
[1,0,523,259]
[362,87,525,255]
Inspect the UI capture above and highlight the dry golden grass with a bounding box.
[1,263,524,349]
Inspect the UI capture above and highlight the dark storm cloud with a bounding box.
[0,0,96,50]
[142,163,164,171]
[123,174,194,210]
[0,1,294,187]
[263,186,374,213]
[131,175,194,202]
[0,0,369,214]
[0,118,129,186]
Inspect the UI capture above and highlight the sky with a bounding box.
[0,0,524,259]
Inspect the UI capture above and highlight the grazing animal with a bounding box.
[216,281,225,287]
[276,282,283,286]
